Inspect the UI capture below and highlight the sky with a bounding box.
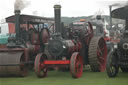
[0,0,128,20]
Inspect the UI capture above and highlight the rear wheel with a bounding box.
[34,53,47,78]
[70,52,83,78]
[106,50,119,77]
[89,36,107,72]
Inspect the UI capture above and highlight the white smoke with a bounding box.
[95,10,104,15]
[32,11,38,15]
[14,0,30,11]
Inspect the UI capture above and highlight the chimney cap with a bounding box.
[14,10,21,14]
[54,5,61,9]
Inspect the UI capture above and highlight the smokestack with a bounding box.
[54,5,61,34]
[14,10,21,40]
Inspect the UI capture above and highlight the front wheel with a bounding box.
[34,53,47,78]
[70,52,83,78]
[106,50,119,78]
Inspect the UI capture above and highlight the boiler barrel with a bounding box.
[48,39,82,57]
[64,40,82,53]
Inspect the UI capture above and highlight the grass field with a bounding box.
[0,69,128,85]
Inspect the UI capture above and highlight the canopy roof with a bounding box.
[6,14,54,24]
[112,6,128,20]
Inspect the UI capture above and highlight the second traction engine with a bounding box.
[34,5,107,78]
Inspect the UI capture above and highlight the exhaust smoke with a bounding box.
[14,0,30,11]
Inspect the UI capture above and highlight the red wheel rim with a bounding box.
[34,53,47,78]
[41,29,50,44]
[97,38,107,72]
[70,52,83,78]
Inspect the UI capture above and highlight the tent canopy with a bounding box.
[112,6,128,20]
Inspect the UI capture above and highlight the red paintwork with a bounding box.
[8,23,15,33]
[66,40,82,53]
[8,23,34,34]
[34,52,83,78]
[110,38,120,43]
[44,60,70,65]
[104,37,111,41]
[70,52,83,78]
[97,38,107,72]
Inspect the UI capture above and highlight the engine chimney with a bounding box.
[14,10,21,40]
[54,5,61,34]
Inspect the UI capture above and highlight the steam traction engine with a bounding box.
[0,10,53,77]
[106,6,128,77]
[34,5,107,78]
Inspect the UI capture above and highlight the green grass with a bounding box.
[0,69,128,85]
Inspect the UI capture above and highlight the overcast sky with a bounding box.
[0,0,127,20]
